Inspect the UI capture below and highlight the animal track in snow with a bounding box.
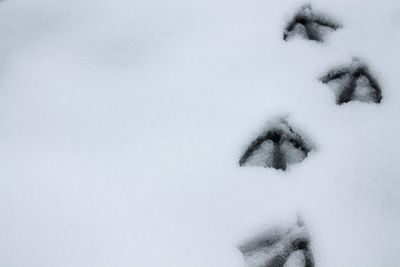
[239,118,312,171]
[320,58,383,105]
[239,220,314,267]
[283,4,341,42]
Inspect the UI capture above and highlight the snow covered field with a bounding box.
[1,0,400,266]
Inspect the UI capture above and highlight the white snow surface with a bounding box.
[1,0,400,266]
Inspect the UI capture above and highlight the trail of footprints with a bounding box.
[237,4,383,267]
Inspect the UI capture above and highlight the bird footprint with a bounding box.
[239,118,312,171]
[239,220,315,267]
[320,58,383,105]
[283,4,341,42]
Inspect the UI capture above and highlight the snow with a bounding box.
[0,0,400,266]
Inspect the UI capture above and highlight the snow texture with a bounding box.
[0,0,400,267]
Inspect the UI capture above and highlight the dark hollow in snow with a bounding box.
[239,220,314,267]
[239,119,312,171]
[320,58,382,105]
[283,4,341,42]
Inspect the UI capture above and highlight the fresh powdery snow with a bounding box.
[0,0,400,266]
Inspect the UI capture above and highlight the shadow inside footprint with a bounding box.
[239,118,312,171]
[283,4,341,42]
[239,220,314,267]
[320,58,382,105]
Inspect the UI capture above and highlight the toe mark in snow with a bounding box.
[283,4,341,42]
[320,58,382,105]
[239,220,315,267]
[239,118,312,171]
